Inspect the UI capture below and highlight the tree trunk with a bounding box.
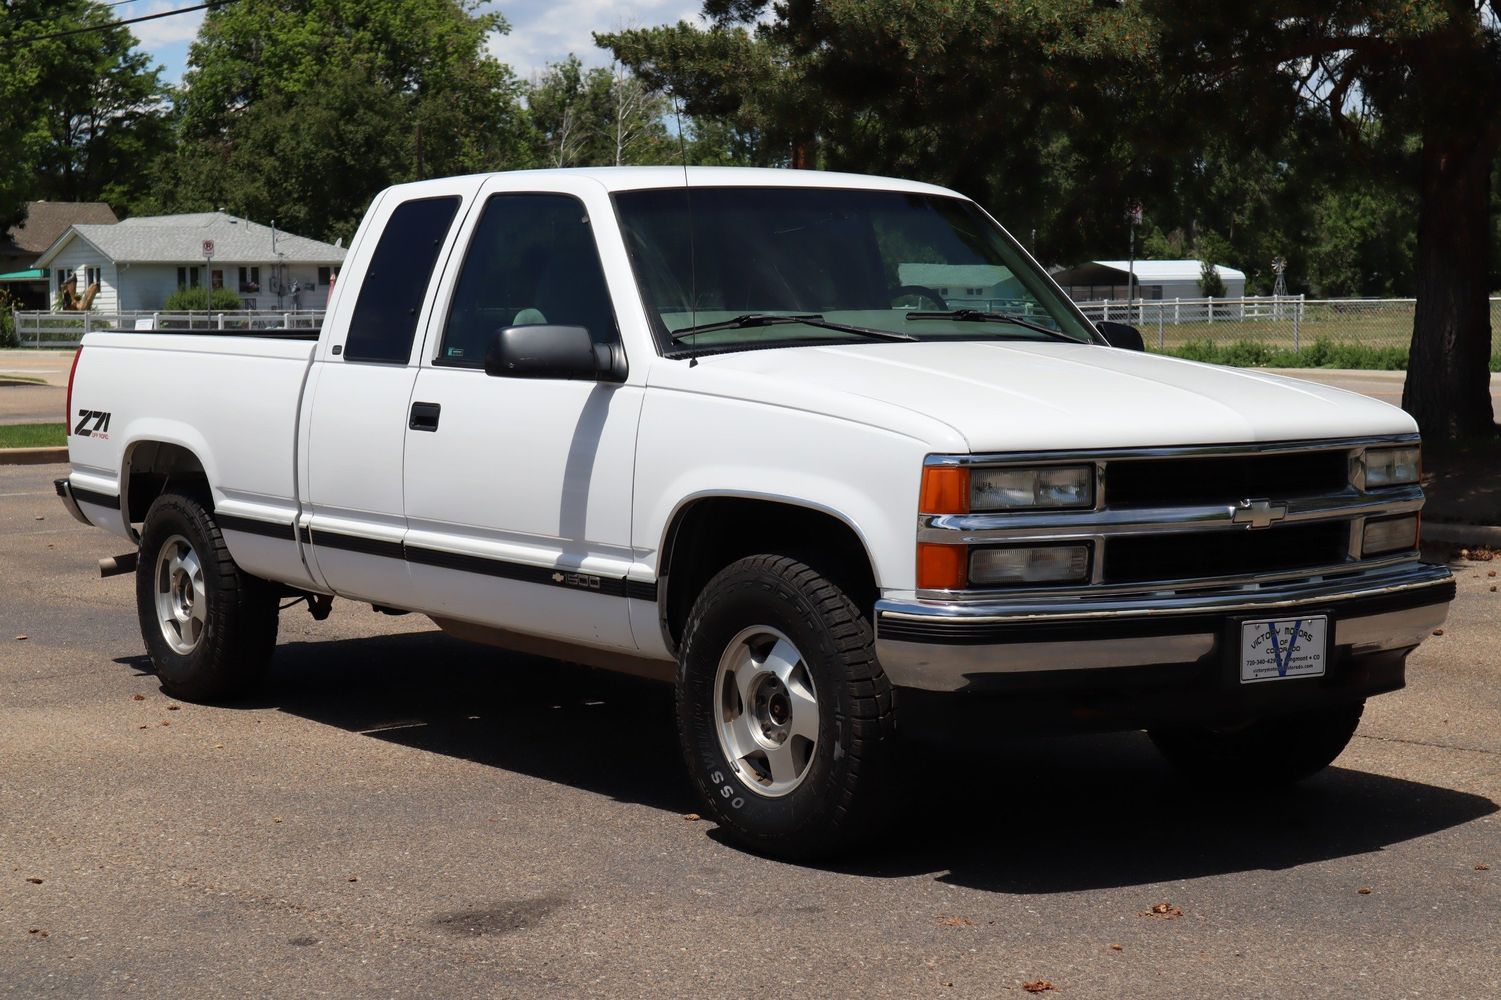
[1402,131,1497,439]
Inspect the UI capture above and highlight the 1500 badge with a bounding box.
[73,409,112,439]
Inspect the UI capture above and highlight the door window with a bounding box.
[438,194,619,368]
[344,195,460,364]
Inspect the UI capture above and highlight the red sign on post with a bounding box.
[202,239,215,258]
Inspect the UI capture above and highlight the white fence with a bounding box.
[8,309,325,348]
[1071,295,1501,353]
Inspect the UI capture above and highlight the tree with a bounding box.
[526,56,673,167]
[0,1,170,222]
[164,0,533,244]
[1149,1,1501,438]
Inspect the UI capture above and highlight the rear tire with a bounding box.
[1148,701,1365,787]
[676,555,896,860]
[135,493,278,701]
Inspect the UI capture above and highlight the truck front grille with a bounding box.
[1105,450,1350,507]
[1102,522,1353,585]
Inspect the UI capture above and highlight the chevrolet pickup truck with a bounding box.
[58,167,1454,858]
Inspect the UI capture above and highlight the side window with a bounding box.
[344,195,460,364]
[438,193,619,368]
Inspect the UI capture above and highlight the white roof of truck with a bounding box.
[379,166,962,198]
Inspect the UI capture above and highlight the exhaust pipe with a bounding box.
[99,553,138,578]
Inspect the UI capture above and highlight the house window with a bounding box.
[85,267,101,288]
[56,269,70,291]
[176,266,201,289]
[238,266,260,292]
[211,269,224,290]
[317,266,331,287]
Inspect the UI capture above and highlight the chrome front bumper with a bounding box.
[874,560,1455,692]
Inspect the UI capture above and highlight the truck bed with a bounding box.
[66,331,318,588]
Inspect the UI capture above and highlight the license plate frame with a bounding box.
[1239,615,1328,684]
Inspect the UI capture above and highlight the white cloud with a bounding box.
[127,0,207,49]
[483,0,704,80]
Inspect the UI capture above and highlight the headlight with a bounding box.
[1364,446,1420,488]
[970,544,1091,585]
[970,465,1094,511]
[1363,515,1419,555]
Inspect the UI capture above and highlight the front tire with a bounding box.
[677,555,896,860]
[1148,701,1365,787]
[135,493,279,701]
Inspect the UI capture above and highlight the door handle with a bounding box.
[409,401,441,432]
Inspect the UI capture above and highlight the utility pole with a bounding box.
[1126,200,1142,324]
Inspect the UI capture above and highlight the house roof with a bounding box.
[2,201,117,256]
[1057,259,1246,283]
[35,212,347,267]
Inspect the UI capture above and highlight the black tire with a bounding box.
[135,493,278,701]
[676,555,896,860]
[1148,700,1365,787]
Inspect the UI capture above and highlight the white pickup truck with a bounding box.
[58,167,1454,858]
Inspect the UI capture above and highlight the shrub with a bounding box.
[164,285,244,311]
[1158,338,1443,371]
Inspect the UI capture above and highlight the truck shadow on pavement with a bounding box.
[118,629,1499,893]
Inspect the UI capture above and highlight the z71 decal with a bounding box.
[73,409,112,439]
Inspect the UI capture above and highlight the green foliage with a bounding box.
[1198,261,1227,297]
[164,286,245,311]
[0,1,169,222]
[1166,338,1421,371]
[161,0,534,244]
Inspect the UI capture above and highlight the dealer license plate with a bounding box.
[1239,616,1328,683]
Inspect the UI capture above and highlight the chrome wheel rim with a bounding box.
[154,534,206,655]
[713,626,820,798]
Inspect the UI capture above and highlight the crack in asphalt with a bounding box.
[1355,732,1500,757]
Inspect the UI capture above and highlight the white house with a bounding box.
[34,212,347,312]
[1050,260,1247,302]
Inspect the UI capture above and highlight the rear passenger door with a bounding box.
[399,181,645,651]
[303,192,465,605]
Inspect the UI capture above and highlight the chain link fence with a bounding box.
[1075,295,1501,355]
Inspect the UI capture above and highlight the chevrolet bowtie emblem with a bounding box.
[1232,498,1288,529]
[552,572,565,583]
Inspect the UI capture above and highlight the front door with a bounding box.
[400,188,644,650]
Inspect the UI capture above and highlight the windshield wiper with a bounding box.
[905,309,1082,343]
[669,313,915,344]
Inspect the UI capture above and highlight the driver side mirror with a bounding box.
[1096,321,1145,352]
[484,325,627,382]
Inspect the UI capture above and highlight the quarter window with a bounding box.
[344,195,461,364]
[439,193,620,369]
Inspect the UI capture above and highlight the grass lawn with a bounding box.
[0,422,66,448]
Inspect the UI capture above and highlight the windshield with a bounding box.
[612,185,1098,355]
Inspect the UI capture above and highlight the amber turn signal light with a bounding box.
[920,466,970,515]
[916,543,968,590]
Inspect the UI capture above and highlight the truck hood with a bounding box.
[676,341,1416,452]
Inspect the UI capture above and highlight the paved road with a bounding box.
[0,351,71,426]
[2,462,1497,998]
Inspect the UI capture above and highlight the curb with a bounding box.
[0,447,67,466]
[1423,520,1501,547]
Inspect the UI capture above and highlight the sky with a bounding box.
[126,0,706,85]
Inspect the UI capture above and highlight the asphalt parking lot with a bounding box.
[2,461,1498,999]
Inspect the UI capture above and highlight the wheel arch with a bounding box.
[122,437,214,536]
[656,493,881,654]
